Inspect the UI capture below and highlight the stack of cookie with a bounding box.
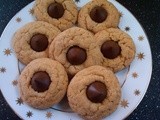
[12,0,136,120]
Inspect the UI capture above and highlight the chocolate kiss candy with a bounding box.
[101,40,121,59]
[66,46,87,65]
[48,2,65,19]
[31,71,51,92]
[86,81,107,103]
[90,6,108,23]
[30,33,48,52]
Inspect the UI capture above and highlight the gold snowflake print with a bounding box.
[16,17,22,22]
[26,111,33,118]
[138,36,144,41]
[120,12,123,17]
[16,97,23,105]
[4,48,12,56]
[132,72,138,78]
[120,99,129,108]
[125,26,130,31]
[46,112,52,118]
[134,89,141,96]
[29,8,34,15]
[12,80,18,86]
[137,52,145,60]
[0,67,6,73]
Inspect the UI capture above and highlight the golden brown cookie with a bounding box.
[49,27,101,76]
[34,0,78,31]
[78,0,120,33]
[95,28,136,72]
[12,21,60,65]
[67,65,121,120]
[19,58,68,109]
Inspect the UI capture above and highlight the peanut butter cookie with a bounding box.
[19,58,68,109]
[49,27,101,76]
[34,0,78,31]
[95,28,136,72]
[67,65,121,120]
[12,21,60,64]
[78,0,120,33]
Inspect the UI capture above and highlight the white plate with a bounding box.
[0,0,152,120]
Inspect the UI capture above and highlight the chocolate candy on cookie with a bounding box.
[47,2,65,19]
[86,81,107,103]
[78,0,120,33]
[66,46,87,65]
[67,66,121,120]
[12,21,60,64]
[30,34,49,52]
[19,58,68,109]
[34,0,78,31]
[30,71,51,92]
[49,27,101,76]
[95,28,136,72]
[101,40,121,59]
[90,6,108,23]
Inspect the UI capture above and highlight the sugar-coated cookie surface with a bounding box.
[67,65,121,120]
[78,0,120,33]
[95,28,136,72]
[12,21,60,65]
[34,0,78,31]
[19,58,68,109]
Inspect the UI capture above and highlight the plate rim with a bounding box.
[110,0,153,119]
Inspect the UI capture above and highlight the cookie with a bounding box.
[12,21,60,64]
[19,58,68,109]
[34,0,78,31]
[49,27,101,75]
[67,65,121,120]
[78,0,120,33]
[94,28,136,72]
